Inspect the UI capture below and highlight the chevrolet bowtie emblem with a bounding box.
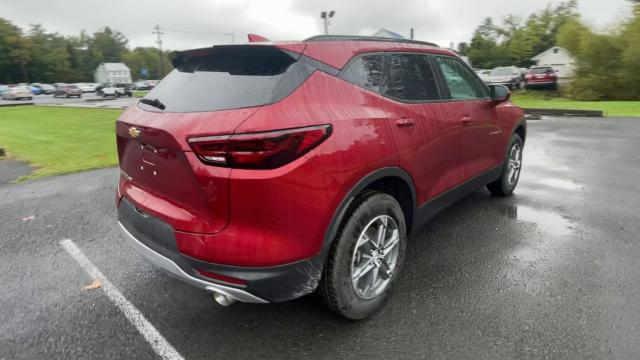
[129,127,141,138]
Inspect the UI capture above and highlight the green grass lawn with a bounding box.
[132,90,149,98]
[511,92,640,117]
[0,106,121,180]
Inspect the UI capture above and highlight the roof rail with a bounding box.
[304,35,439,48]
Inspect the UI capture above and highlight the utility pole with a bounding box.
[320,11,335,35]
[152,25,165,77]
[410,28,414,40]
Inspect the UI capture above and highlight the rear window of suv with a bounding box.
[529,67,553,74]
[141,45,316,112]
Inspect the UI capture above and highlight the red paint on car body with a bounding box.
[116,39,524,268]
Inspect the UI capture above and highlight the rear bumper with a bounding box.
[117,197,324,303]
[525,81,556,86]
[118,221,268,303]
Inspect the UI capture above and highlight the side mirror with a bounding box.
[489,84,510,103]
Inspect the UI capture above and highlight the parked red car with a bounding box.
[525,66,558,90]
[116,35,526,319]
[53,84,82,98]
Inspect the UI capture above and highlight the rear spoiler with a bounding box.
[248,34,269,42]
[171,43,306,70]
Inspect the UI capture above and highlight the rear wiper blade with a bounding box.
[139,98,166,110]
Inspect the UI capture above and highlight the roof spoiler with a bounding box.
[248,34,270,43]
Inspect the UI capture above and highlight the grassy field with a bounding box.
[511,92,640,117]
[0,106,121,180]
[132,90,148,98]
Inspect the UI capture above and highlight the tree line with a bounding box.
[0,18,172,84]
[558,3,640,99]
[458,1,579,69]
[459,0,640,100]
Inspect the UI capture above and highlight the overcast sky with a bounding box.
[2,0,633,50]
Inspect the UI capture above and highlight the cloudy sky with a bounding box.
[2,0,633,50]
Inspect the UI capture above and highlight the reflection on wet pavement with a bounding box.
[537,178,583,191]
[513,205,573,237]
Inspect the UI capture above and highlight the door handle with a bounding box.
[395,118,415,127]
[461,115,473,124]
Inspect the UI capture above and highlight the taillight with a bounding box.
[188,124,332,169]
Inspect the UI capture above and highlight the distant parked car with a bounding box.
[116,83,133,97]
[525,66,558,90]
[0,85,9,94]
[40,84,56,94]
[54,84,82,98]
[133,81,150,90]
[145,79,159,88]
[29,85,44,95]
[101,83,133,97]
[1,86,33,100]
[31,83,56,94]
[487,67,523,90]
[74,83,96,93]
[99,83,119,97]
[475,69,491,82]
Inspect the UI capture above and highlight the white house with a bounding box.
[94,63,132,84]
[373,28,406,39]
[531,46,575,78]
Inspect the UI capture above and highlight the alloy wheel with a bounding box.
[507,142,522,187]
[351,215,401,300]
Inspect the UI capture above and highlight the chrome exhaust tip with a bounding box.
[212,292,236,306]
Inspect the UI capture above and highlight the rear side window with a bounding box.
[382,54,440,101]
[436,57,489,100]
[142,45,316,112]
[340,55,384,92]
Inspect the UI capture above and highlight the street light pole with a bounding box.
[320,11,335,35]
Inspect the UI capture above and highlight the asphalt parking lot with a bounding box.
[1,116,640,359]
[0,93,137,109]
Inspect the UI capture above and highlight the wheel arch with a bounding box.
[320,167,417,257]
[512,117,527,144]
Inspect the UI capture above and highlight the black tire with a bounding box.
[487,133,523,197]
[319,192,407,320]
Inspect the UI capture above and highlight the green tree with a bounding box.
[88,27,128,65]
[122,47,172,80]
[466,1,578,69]
[26,25,73,83]
[8,33,32,82]
[557,3,640,100]
[0,18,23,82]
[66,31,95,82]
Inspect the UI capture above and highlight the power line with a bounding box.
[152,25,165,77]
[159,27,236,43]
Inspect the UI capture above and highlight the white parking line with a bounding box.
[59,239,184,360]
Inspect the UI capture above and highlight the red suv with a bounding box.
[525,66,558,90]
[116,36,525,319]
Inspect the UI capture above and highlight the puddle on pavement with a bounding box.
[537,178,583,191]
[514,205,573,237]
